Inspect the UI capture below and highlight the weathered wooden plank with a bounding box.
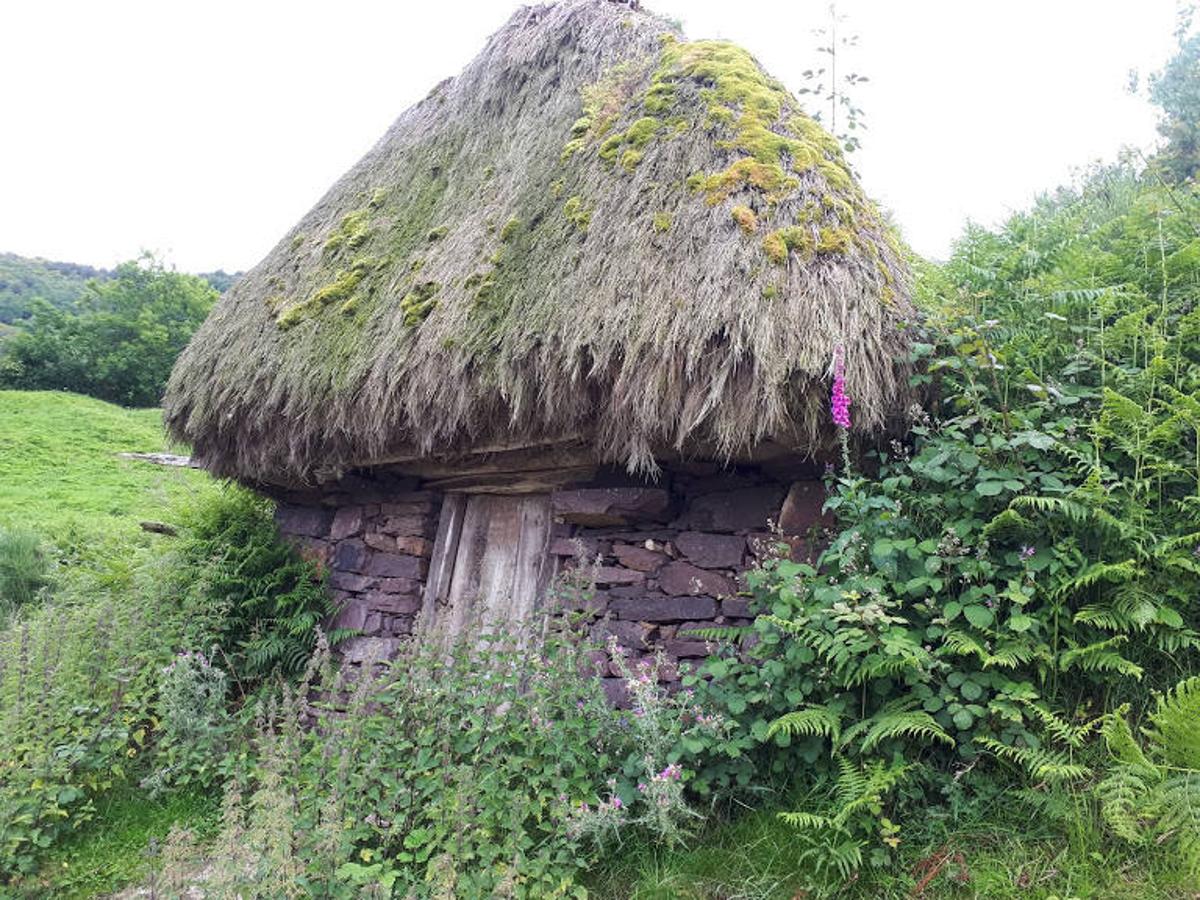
[421,493,467,625]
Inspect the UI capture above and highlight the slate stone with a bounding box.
[658,561,735,597]
[328,571,377,593]
[381,515,432,537]
[778,481,832,534]
[613,544,668,572]
[673,532,745,568]
[394,536,433,557]
[360,592,422,615]
[679,485,785,532]
[331,599,370,632]
[339,637,402,664]
[275,503,333,538]
[333,539,370,573]
[363,532,396,552]
[592,618,652,650]
[365,553,426,579]
[664,639,714,658]
[721,597,755,618]
[593,566,646,586]
[552,487,671,526]
[609,595,717,622]
[329,506,365,541]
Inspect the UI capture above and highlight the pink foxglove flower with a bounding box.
[831,345,852,429]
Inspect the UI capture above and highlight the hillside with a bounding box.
[0,390,215,537]
[0,252,240,324]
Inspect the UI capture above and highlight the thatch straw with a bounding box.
[165,0,915,485]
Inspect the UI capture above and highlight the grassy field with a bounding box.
[0,390,214,538]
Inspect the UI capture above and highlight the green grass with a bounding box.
[0,390,213,539]
[19,787,221,899]
[586,793,1199,899]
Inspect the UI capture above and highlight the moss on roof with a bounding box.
[165,0,914,485]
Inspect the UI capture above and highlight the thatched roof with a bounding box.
[165,0,914,486]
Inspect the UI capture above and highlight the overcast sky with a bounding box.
[0,1,1183,272]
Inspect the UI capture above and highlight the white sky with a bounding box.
[0,1,1182,272]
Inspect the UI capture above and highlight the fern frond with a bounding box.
[1049,560,1141,600]
[1146,676,1200,769]
[768,705,842,744]
[1058,636,1143,679]
[847,708,954,754]
[976,737,1091,782]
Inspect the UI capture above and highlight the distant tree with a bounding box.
[197,270,242,294]
[0,254,216,407]
[1148,6,1200,184]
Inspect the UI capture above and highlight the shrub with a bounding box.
[171,485,345,683]
[0,526,49,622]
[159,605,722,897]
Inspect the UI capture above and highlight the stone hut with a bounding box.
[164,0,914,694]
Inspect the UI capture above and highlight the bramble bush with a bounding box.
[679,161,1200,878]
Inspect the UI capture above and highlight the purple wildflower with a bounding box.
[610,796,623,809]
[1020,545,1036,560]
[831,346,852,429]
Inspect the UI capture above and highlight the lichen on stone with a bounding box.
[426,225,449,242]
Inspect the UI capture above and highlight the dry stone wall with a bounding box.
[271,463,833,696]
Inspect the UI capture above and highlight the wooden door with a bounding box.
[422,493,554,637]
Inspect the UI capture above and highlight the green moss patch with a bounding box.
[324,209,372,255]
[731,205,758,233]
[563,195,593,232]
[499,216,522,242]
[653,211,673,233]
[400,281,440,326]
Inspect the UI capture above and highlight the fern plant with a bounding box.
[1098,676,1200,875]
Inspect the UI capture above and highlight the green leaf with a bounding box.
[952,709,975,730]
[943,601,963,621]
[975,481,1005,497]
[964,605,995,629]
[1008,613,1033,633]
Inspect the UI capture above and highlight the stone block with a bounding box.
[328,571,377,593]
[376,576,420,594]
[329,506,365,541]
[363,532,396,552]
[673,532,745,568]
[380,515,433,537]
[593,566,646,586]
[552,487,670,526]
[361,592,422,615]
[609,595,717,622]
[613,544,668,572]
[721,597,754,618]
[679,485,785,533]
[664,639,713,658]
[365,553,427,579]
[275,503,334,538]
[592,618,653,650]
[778,481,832,534]
[658,561,735,597]
[333,539,370,573]
[600,677,630,707]
[339,636,402,664]
[394,536,434,557]
[331,599,370,632]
